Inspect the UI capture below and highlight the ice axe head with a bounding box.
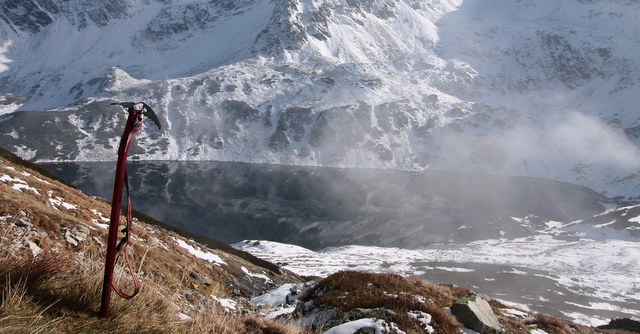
[111,102,161,130]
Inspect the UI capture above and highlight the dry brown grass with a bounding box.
[405,276,469,307]
[0,243,177,332]
[530,313,617,334]
[181,313,312,334]
[0,247,308,333]
[534,313,566,329]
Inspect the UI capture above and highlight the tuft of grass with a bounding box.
[534,313,565,328]
[0,249,82,333]
[0,280,65,334]
[180,313,312,334]
[0,251,71,295]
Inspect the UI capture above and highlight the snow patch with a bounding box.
[173,237,226,265]
[241,266,271,282]
[1,174,41,195]
[323,318,401,334]
[211,296,237,312]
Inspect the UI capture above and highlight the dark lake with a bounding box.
[41,161,605,249]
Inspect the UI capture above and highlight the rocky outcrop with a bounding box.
[1,209,49,257]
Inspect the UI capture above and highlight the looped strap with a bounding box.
[111,168,140,299]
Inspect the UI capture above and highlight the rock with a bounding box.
[451,294,502,334]
[331,308,396,330]
[125,244,135,258]
[190,271,212,286]
[185,290,195,302]
[73,224,91,236]
[145,236,161,247]
[71,225,90,242]
[268,127,291,151]
[14,217,33,228]
[61,228,79,247]
[61,224,91,246]
[25,240,43,257]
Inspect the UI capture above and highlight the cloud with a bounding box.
[543,112,640,170]
[438,111,640,179]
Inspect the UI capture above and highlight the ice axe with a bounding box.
[100,102,161,318]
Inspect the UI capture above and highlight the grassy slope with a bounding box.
[0,147,305,333]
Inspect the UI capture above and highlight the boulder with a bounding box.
[451,294,502,334]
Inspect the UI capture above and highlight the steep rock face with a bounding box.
[0,0,58,34]
[0,0,131,35]
[252,0,307,55]
[133,0,259,51]
[63,0,131,28]
[307,2,331,41]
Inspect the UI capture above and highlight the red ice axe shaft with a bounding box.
[100,102,160,318]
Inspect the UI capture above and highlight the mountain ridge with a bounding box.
[1,0,639,202]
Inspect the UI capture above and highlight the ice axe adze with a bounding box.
[100,102,161,318]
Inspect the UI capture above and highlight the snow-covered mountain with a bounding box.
[1,0,640,201]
